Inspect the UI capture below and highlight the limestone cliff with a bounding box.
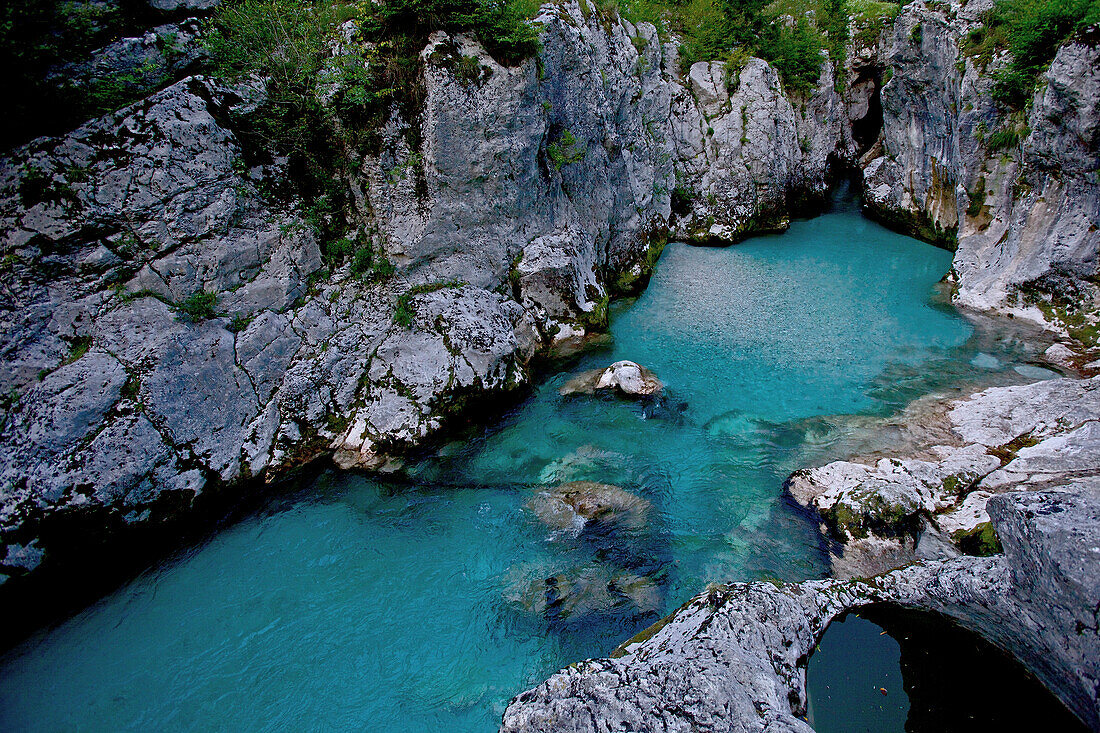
[860,0,1100,330]
[0,2,855,587]
[0,0,1096,654]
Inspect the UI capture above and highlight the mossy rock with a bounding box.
[953,521,1003,557]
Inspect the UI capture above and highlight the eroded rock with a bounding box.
[528,481,650,534]
[559,361,663,397]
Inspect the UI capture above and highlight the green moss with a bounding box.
[393,280,466,328]
[1019,281,1100,347]
[988,432,1041,464]
[909,22,923,45]
[965,176,988,218]
[121,372,141,400]
[953,521,1003,556]
[63,335,93,365]
[547,129,587,171]
[609,609,678,658]
[578,294,611,332]
[829,503,869,539]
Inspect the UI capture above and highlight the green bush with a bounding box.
[988,0,1099,107]
[547,129,587,170]
[204,0,542,263]
[759,16,824,93]
[676,0,735,67]
[178,290,219,322]
[820,0,850,65]
[665,0,827,92]
[0,0,126,147]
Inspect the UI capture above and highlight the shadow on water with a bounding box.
[806,605,1090,733]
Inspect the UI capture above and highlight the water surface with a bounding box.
[0,202,1051,731]
[806,608,1089,732]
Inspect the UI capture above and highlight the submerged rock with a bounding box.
[506,562,662,622]
[528,481,650,534]
[537,445,626,484]
[559,361,663,398]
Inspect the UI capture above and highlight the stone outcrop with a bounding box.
[501,481,1100,732]
[788,376,1100,577]
[670,54,854,241]
[559,360,664,397]
[860,0,1100,329]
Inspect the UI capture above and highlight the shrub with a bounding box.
[760,16,824,94]
[351,246,374,275]
[675,0,732,68]
[228,314,254,333]
[820,0,850,65]
[204,0,542,268]
[178,290,218,322]
[547,129,587,170]
[988,0,1099,107]
[0,0,126,148]
[985,126,1024,151]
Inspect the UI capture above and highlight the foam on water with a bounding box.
[0,200,1053,731]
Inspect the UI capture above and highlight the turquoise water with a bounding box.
[0,203,1051,732]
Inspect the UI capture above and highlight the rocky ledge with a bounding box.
[501,376,1100,731]
[790,375,1100,577]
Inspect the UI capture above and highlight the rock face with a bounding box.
[0,1,872,587]
[671,56,854,241]
[501,481,1100,732]
[0,0,1096,648]
[789,376,1100,576]
[861,0,1100,325]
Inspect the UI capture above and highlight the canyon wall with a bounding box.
[0,0,855,586]
[861,0,1100,325]
[0,0,1096,622]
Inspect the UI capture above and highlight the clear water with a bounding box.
[806,608,1090,732]
[806,614,910,732]
[0,201,1053,732]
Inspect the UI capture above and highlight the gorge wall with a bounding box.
[0,0,859,589]
[0,0,1096,651]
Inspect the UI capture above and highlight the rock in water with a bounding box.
[528,481,650,534]
[559,361,663,397]
[502,484,1100,732]
[596,361,663,396]
[507,563,662,622]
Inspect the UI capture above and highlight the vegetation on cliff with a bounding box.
[965,0,1100,107]
[650,0,851,93]
[202,0,542,270]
